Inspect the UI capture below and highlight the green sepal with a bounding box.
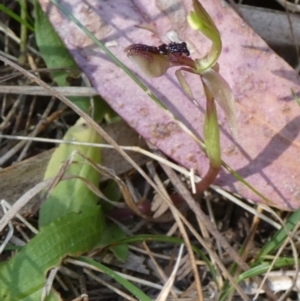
[187,0,222,71]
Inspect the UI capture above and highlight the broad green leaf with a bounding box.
[34,0,106,121]
[0,206,104,301]
[34,2,79,99]
[39,117,101,228]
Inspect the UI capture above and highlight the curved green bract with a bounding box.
[204,90,221,168]
[0,206,104,300]
[201,68,237,140]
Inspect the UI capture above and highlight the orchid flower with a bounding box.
[125,0,237,191]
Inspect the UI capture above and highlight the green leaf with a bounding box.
[0,206,104,301]
[100,223,129,262]
[39,117,102,228]
[219,258,299,301]
[34,0,106,120]
[78,257,152,301]
[258,208,300,257]
[34,2,77,89]
[0,3,34,31]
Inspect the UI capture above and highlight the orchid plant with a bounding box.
[125,0,237,193]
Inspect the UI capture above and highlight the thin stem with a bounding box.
[195,165,220,194]
[18,0,27,65]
